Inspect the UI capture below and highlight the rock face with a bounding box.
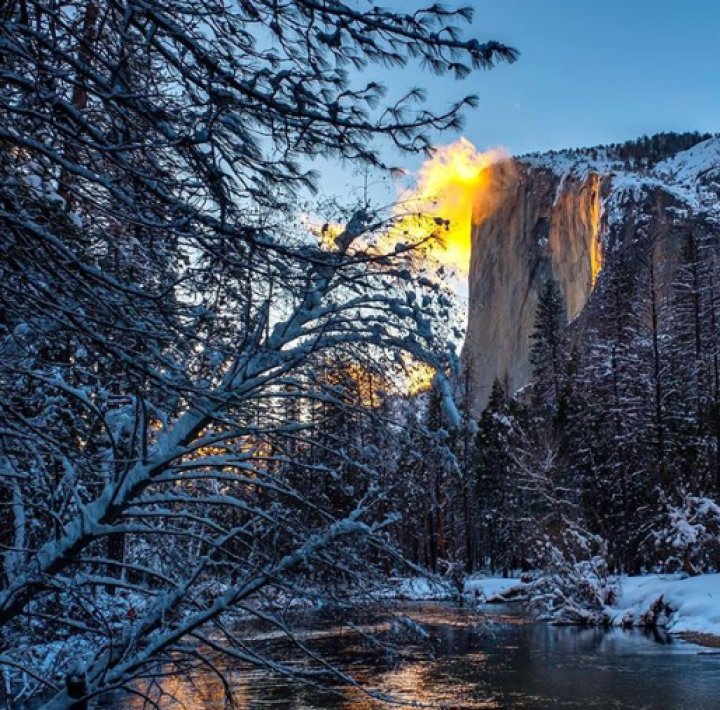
[463,137,720,413]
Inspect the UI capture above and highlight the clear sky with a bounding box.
[314,0,720,203]
[449,0,720,154]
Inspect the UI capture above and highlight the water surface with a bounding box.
[107,603,720,709]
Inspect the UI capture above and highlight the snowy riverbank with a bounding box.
[379,575,523,602]
[385,572,720,646]
[607,573,720,639]
[463,575,525,602]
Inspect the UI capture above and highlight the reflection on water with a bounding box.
[104,603,720,709]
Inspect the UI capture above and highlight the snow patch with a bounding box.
[464,576,523,602]
[382,576,454,601]
[607,574,720,638]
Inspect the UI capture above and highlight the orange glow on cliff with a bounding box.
[591,225,602,287]
[392,138,511,275]
[588,174,603,287]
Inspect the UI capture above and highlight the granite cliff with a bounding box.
[464,135,720,412]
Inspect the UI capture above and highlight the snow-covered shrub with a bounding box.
[648,494,720,575]
[526,519,618,624]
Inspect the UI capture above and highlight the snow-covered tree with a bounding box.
[474,380,521,574]
[530,279,569,415]
[646,493,720,575]
[0,2,517,705]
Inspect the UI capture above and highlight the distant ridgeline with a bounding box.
[463,130,720,412]
[542,131,717,167]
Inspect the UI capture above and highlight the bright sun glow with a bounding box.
[391,138,511,275]
[404,360,436,396]
[302,139,515,397]
[305,138,512,277]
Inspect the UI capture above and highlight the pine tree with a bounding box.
[569,252,649,572]
[529,279,568,417]
[475,379,523,574]
[665,222,717,493]
[421,385,448,574]
[449,356,478,573]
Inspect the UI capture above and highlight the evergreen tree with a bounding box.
[420,385,449,574]
[449,357,479,573]
[570,252,649,572]
[475,380,523,574]
[665,222,716,493]
[530,279,568,416]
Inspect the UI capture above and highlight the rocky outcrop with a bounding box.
[463,137,720,412]
[464,162,605,410]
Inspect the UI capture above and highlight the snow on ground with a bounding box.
[382,573,720,642]
[380,576,523,602]
[607,573,720,637]
[381,576,455,600]
[655,137,720,186]
[519,136,720,226]
[464,576,523,602]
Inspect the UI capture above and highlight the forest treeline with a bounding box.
[380,213,720,581]
[539,131,716,167]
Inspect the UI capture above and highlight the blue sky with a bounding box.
[450,0,720,153]
[314,0,720,203]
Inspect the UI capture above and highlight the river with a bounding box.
[103,602,720,709]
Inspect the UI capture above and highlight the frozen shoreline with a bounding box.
[378,575,523,602]
[607,573,720,641]
[384,573,720,648]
